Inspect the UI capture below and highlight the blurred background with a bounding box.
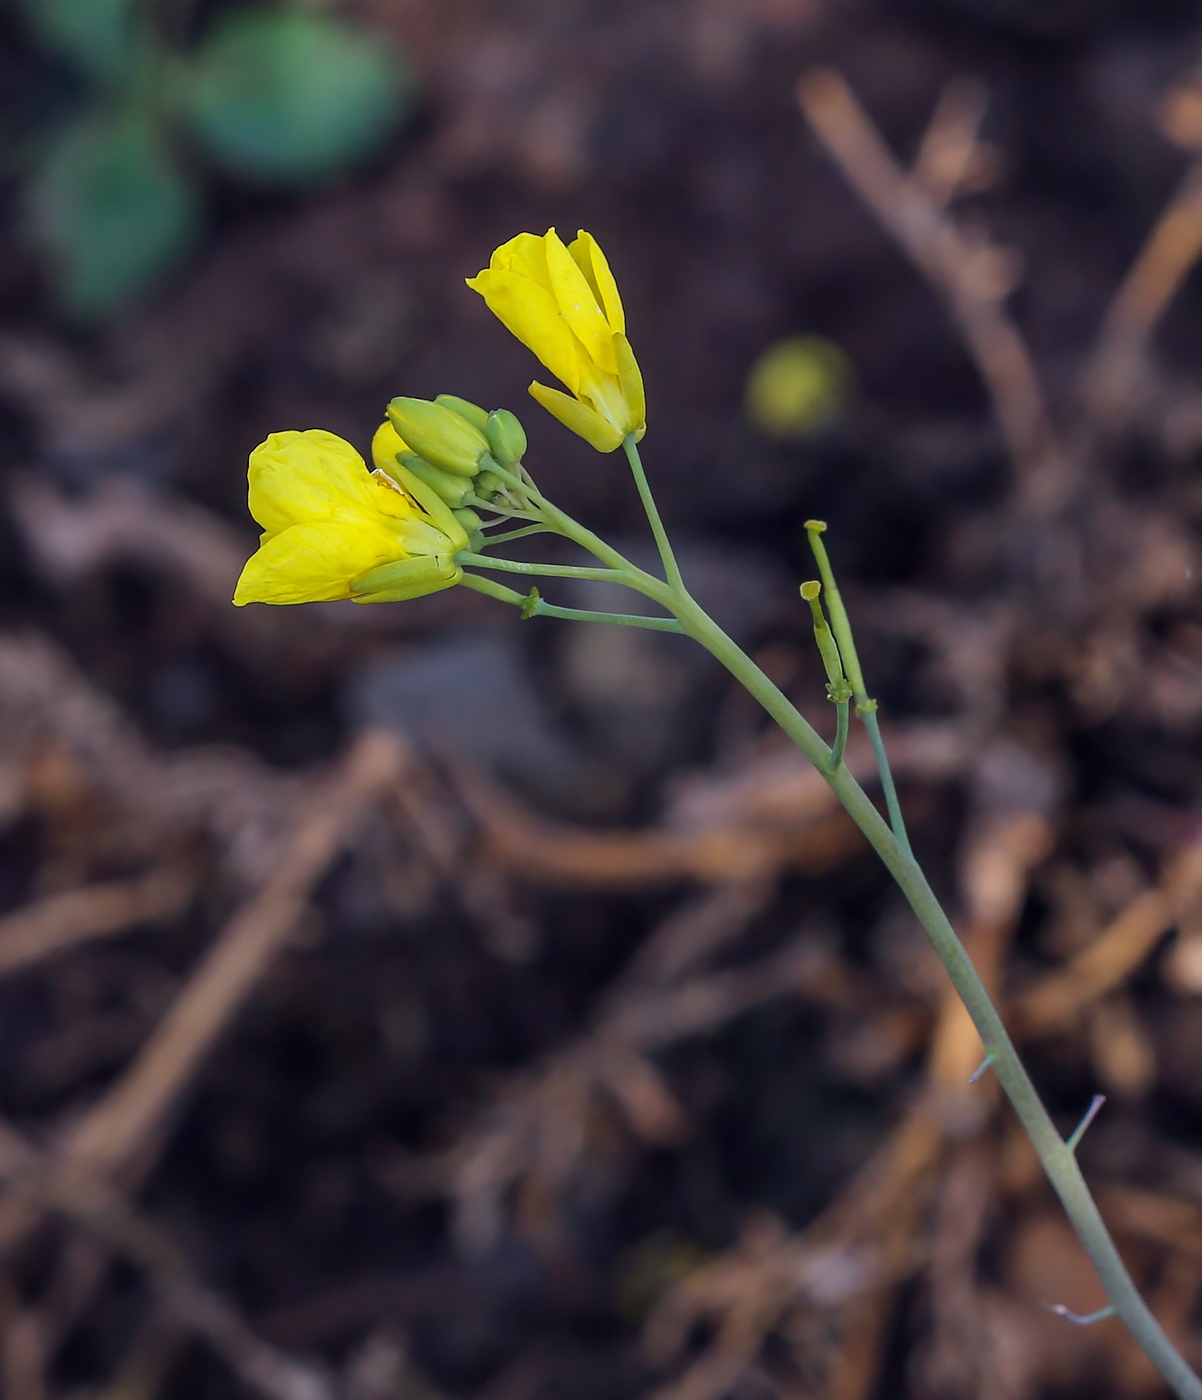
[4,1,1202,1397]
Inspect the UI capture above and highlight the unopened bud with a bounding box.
[474,469,505,501]
[485,409,527,466]
[453,507,483,533]
[435,394,490,432]
[402,456,475,508]
[387,397,490,477]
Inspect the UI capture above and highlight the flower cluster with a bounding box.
[233,428,469,606]
[233,228,642,606]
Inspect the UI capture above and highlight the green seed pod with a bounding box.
[434,394,489,432]
[387,397,489,476]
[485,409,527,466]
[402,456,474,507]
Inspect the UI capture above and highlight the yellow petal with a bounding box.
[366,467,420,520]
[543,228,617,375]
[247,430,377,538]
[466,268,584,394]
[483,231,556,295]
[371,420,411,474]
[569,231,625,335]
[528,381,625,453]
[614,333,646,437]
[233,519,400,605]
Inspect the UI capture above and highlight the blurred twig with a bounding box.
[0,1117,332,1400]
[798,68,1067,508]
[0,865,193,979]
[59,728,407,1182]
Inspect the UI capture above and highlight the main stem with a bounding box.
[479,440,1200,1393]
[666,590,1202,1400]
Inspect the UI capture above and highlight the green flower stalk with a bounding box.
[230,229,1202,1400]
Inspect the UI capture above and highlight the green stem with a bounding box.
[828,700,849,771]
[459,570,683,633]
[456,552,629,585]
[457,479,1200,1396]
[624,436,684,588]
[477,524,553,546]
[861,707,912,857]
[664,592,1202,1400]
[528,599,684,632]
[457,573,527,606]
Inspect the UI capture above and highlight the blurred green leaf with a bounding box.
[19,0,146,85]
[184,7,409,185]
[28,109,199,318]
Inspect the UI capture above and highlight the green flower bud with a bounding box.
[473,469,505,501]
[485,409,527,465]
[453,506,483,533]
[402,456,476,507]
[434,394,490,432]
[387,397,490,476]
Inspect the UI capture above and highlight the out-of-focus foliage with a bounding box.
[744,334,854,439]
[19,0,146,85]
[15,0,413,320]
[186,8,406,185]
[28,110,198,318]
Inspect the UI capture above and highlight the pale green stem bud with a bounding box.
[473,469,506,501]
[403,456,476,507]
[435,394,490,432]
[388,397,490,476]
[485,409,528,466]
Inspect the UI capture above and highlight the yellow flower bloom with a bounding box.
[233,429,468,606]
[466,228,645,453]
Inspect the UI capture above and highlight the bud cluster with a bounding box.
[373,395,528,548]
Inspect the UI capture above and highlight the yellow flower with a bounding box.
[466,228,645,453]
[233,429,468,606]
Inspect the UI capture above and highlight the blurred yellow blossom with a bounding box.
[233,429,467,606]
[467,228,645,452]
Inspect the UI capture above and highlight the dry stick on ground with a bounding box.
[1081,158,1202,424]
[456,722,970,891]
[645,795,1202,1400]
[797,68,1068,508]
[0,725,407,1332]
[646,751,1058,1400]
[56,726,407,1184]
[0,1118,332,1400]
[1011,823,1202,1039]
[0,865,194,979]
[0,730,406,1392]
[451,908,842,1258]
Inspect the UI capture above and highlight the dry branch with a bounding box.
[60,728,407,1181]
[798,68,1066,504]
[0,866,193,979]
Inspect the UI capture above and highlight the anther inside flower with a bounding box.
[233,429,467,606]
[467,228,646,452]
